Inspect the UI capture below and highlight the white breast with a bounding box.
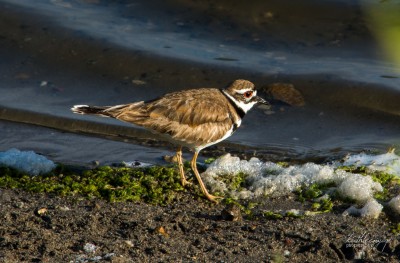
[195,124,237,152]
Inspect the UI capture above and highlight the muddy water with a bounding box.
[0,0,400,165]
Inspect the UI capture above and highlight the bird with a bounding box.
[71,79,269,202]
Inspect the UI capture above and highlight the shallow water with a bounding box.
[1,0,400,164]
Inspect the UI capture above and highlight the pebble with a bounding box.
[35,207,48,216]
[221,203,242,221]
[132,79,147,85]
[57,205,71,211]
[124,240,134,247]
[14,201,25,208]
[163,155,179,163]
[83,243,97,253]
[156,226,169,238]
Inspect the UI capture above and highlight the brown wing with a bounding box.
[146,88,232,125]
[111,88,237,147]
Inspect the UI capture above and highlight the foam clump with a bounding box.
[340,151,400,176]
[204,154,265,177]
[343,199,383,219]
[388,195,400,214]
[203,154,266,198]
[0,148,56,176]
[203,153,382,201]
[247,162,349,197]
[337,174,383,203]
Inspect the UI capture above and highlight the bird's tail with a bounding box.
[71,103,144,119]
[71,105,113,117]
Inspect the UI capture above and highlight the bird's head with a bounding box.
[223,79,270,113]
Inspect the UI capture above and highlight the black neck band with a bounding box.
[220,90,246,119]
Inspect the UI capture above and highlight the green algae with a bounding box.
[0,165,184,205]
[285,211,304,218]
[204,157,216,164]
[263,210,284,220]
[223,197,256,216]
[297,183,334,200]
[297,183,324,201]
[1,154,399,219]
[390,223,400,234]
[218,172,248,192]
[263,210,304,220]
[311,197,334,213]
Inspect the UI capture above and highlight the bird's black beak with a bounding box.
[253,96,271,109]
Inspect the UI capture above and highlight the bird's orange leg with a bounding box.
[176,146,191,186]
[191,151,222,203]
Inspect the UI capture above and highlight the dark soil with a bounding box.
[0,188,398,262]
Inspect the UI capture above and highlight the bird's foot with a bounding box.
[205,193,223,203]
[181,178,192,187]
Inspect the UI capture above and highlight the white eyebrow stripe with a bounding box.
[235,88,256,95]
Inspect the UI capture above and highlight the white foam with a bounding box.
[337,174,382,203]
[0,148,56,176]
[340,151,400,176]
[203,153,382,201]
[388,195,400,214]
[202,152,400,218]
[343,199,383,219]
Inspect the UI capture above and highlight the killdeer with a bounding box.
[71,79,269,202]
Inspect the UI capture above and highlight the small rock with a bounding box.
[35,207,48,216]
[91,256,102,261]
[83,243,97,253]
[284,238,294,246]
[15,73,30,79]
[132,79,146,85]
[103,253,115,259]
[258,104,271,110]
[14,202,25,208]
[124,240,134,247]
[163,155,179,163]
[264,83,305,106]
[221,203,242,221]
[75,254,89,263]
[120,161,153,168]
[263,11,274,19]
[156,226,169,238]
[284,250,291,257]
[57,205,71,211]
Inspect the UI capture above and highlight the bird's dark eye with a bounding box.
[244,91,253,98]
